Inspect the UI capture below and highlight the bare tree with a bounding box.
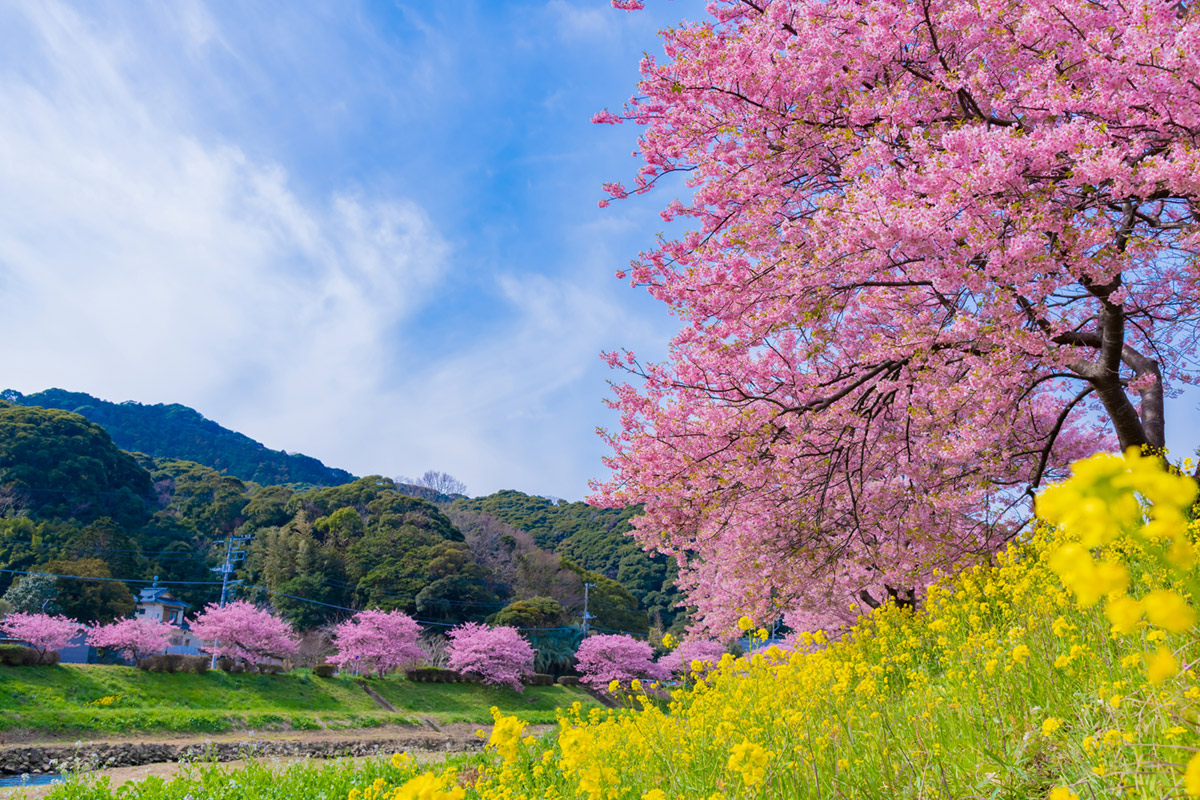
[396,470,467,498]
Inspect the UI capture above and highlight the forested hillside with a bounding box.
[1,388,354,487]
[452,490,684,631]
[0,401,659,646]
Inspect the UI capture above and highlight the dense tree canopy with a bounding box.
[0,405,153,527]
[592,0,1200,634]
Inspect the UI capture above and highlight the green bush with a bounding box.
[0,644,41,666]
[257,663,284,675]
[556,675,580,687]
[524,673,554,686]
[404,667,463,683]
[138,654,185,673]
[313,663,337,678]
[183,655,210,674]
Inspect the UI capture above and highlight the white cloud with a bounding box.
[0,1,447,459]
[0,0,686,500]
[547,0,619,41]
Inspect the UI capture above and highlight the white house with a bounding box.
[135,579,204,655]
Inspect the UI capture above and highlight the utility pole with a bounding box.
[582,582,596,637]
[209,533,252,667]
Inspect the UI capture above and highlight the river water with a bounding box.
[0,775,63,788]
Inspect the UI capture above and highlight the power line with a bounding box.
[3,565,652,637]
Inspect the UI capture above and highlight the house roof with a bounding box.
[136,578,190,609]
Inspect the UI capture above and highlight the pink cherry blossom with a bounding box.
[590,0,1200,635]
[445,623,535,692]
[87,617,174,664]
[575,633,668,688]
[189,600,298,665]
[328,609,424,677]
[659,638,728,677]
[0,612,80,658]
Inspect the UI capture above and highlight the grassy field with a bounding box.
[0,665,598,736]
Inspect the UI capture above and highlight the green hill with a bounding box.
[1,388,354,488]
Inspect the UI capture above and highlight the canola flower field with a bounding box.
[47,450,1200,799]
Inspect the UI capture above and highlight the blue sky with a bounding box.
[1,0,1197,501]
[0,0,707,499]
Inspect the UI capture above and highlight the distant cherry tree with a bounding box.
[659,639,728,678]
[445,623,534,692]
[0,612,80,659]
[189,601,298,665]
[87,617,174,664]
[575,634,668,689]
[328,609,424,677]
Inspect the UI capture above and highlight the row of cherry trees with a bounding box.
[0,601,300,665]
[1,605,730,689]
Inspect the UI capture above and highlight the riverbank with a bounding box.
[0,665,594,739]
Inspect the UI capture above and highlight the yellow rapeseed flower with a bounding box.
[1144,590,1197,633]
[1187,751,1200,797]
[1147,647,1179,686]
[727,739,771,787]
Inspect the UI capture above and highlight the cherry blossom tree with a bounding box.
[0,612,80,659]
[328,609,424,677]
[591,0,1200,634]
[189,600,298,666]
[445,623,534,692]
[659,638,728,678]
[87,617,174,664]
[575,634,669,688]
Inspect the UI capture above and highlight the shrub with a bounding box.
[182,655,210,674]
[523,673,555,686]
[39,650,60,666]
[257,663,284,675]
[138,653,185,673]
[404,667,463,683]
[0,644,40,666]
[313,663,337,678]
[556,675,580,687]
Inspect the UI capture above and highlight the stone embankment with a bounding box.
[0,731,482,777]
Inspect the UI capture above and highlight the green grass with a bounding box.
[0,665,598,736]
[44,752,462,800]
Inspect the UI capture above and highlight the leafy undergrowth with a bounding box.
[207,450,1197,800]
[0,666,598,736]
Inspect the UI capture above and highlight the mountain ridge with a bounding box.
[1,388,355,488]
